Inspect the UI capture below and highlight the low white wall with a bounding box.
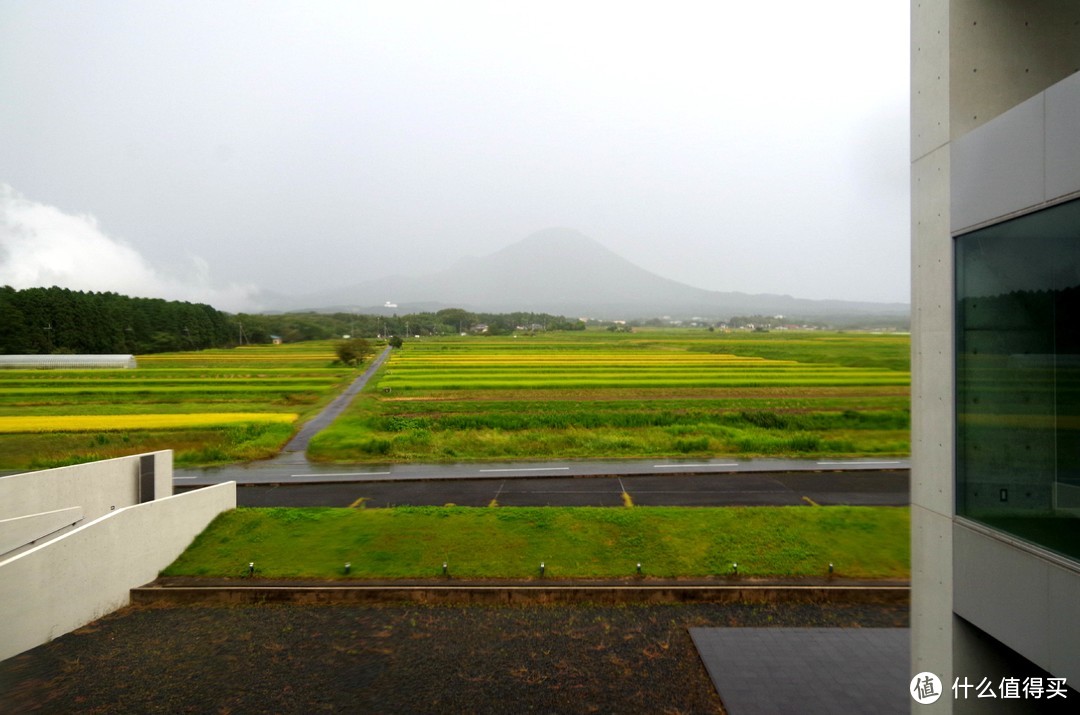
[0,507,84,557]
[0,451,173,524]
[0,481,235,662]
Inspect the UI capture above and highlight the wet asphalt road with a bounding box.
[221,469,909,508]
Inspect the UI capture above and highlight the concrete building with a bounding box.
[912,2,1080,711]
[0,452,235,662]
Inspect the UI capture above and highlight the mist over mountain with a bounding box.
[283,228,909,321]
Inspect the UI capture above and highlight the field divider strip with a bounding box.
[478,467,571,473]
[653,463,738,468]
[815,461,903,466]
[289,472,392,478]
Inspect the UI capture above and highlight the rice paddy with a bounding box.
[0,330,910,469]
[310,329,910,463]
[0,342,357,470]
[0,413,298,433]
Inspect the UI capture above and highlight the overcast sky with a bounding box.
[0,1,910,313]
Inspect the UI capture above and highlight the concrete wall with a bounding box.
[948,71,1080,691]
[0,507,84,557]
[0,451,172,522]
[911,2,1080,711]
[953,523,1080,685]
[0,451,173,559]
[948,1,1080,141]
[911,3,959,702]
[0,455,235,663]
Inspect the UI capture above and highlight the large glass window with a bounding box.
[956,198,1080,561]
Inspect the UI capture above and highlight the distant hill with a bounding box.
[285,228,909,321]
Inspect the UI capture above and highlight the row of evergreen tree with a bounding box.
[0,286,233,354]
[0,286,587,355]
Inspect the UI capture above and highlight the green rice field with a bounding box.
[310,329,910,463]
[0,342,358,470]
[0,330,910,470]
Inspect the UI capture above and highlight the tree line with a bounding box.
[0,286,585,355]
[233,307,585,343]
[0,286,234,354]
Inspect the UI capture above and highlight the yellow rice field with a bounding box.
[0,413,299,433]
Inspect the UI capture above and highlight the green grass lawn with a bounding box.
[164,505,910,580]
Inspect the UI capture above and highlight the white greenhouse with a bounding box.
[0,355,137,369]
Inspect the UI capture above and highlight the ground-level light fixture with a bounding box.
[539,562,545,577]
[344,562,351,574]
[248,562,255,577]
[732,563,738,576]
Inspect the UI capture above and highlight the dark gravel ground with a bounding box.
[1,602,908,714]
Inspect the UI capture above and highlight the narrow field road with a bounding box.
[278,346,391,457]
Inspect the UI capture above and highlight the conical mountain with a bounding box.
[289,228,908,319]
[431,227,713,310]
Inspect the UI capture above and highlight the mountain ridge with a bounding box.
[281,228,909,321]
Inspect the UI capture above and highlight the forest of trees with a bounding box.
[0,286,586,355]
[0,286,234,354]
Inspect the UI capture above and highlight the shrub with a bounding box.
[673,437,710,453]
[359,438,392,455]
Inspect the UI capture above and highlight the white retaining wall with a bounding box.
[0,454,235,662]
[0,451,173,523]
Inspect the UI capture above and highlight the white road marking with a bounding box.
[478,467,572,473]
[289,472,392,478]
[173,476,198,480]
[653,463,738,468]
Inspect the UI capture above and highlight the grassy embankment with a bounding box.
[164,505,910,580]
[309,329,911,463]
[0,341,361,470]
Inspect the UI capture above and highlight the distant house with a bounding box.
[470,324,489,334]
[0,355,137,370]
[270,335,283,345]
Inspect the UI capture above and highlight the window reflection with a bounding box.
[956,198,1080,560]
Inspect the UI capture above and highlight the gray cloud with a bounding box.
[0,185,261,311]
[0,1,910,306]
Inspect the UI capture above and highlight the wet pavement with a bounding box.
[174,454,909,486]
[224,469,909,508]
[691,627,910,714]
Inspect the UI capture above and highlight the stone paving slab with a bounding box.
[690,627,909,714]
